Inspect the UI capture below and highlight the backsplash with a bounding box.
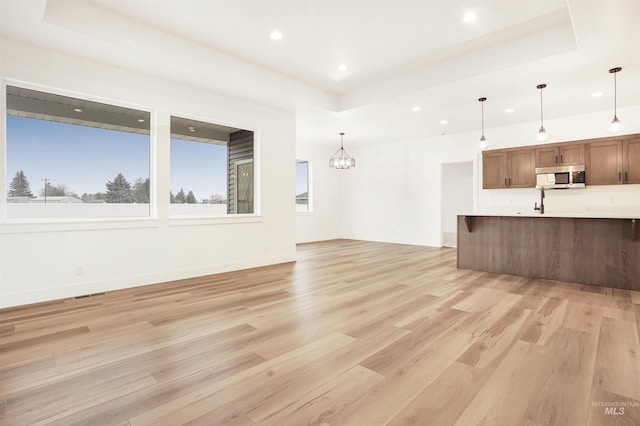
[478,184,640,216]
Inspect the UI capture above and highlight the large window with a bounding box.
[296,160,310,212]
[170,116,254,216]
[5,85,150,219]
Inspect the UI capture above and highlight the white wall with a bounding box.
[295,143,342,243]
[340,105,640,247]
[0,38,297,308]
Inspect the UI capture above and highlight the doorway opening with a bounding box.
[441,161,474,248]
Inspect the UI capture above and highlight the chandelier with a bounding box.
[329,132,355,169]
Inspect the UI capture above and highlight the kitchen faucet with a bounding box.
[534,187,545,214]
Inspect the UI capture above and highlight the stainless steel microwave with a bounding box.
[535,165,586,189]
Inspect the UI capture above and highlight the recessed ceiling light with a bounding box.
[188,126,195,132]
[591,91,603,97]
[337,64,348,72]
[73,108,82,112]
[463,12,477,23]
[505,108,515,113]
[440,120,448,125]
[270,31,282,41]
[137,118,145,123]
[412,106,421,112]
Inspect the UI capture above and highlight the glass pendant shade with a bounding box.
[480,135,488,150]
[537,126,548,142]
[329,132,355,169]
[610,116,622,133]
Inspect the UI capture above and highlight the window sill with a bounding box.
[296,211,314,216]
[0,217,159,234]
[169,214,263,227]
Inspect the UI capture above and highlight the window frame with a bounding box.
[296,159,312,214]
[1,80,157,228]
[0,82,263,231]
[168,112,261,222]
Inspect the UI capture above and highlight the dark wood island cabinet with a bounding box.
[457,214,640,291]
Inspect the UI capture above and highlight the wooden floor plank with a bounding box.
[243,326,409,423]
[48,351,267,426]
[519,297,568,345]
[0,239,638,425]
[342,292,439,338]
[454,340,550,426]
[592,316,640,401]
[456,306,531,370]
[455,297,522,338]
[564,302,603,334]
[360,308,469,376]
[523,328,599,425]
[326,331,475,425]
[127,332,355,425]
[8,371,156,425]
[256,365,384,425]
[392,289,471,328]
[387,361,488,426]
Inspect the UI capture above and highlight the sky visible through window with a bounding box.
[296,161,308,197]
[170,138,227,201]
[8,115,308,204]
[6,115,148,197]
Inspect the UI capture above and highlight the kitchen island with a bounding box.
[457,213,640,291]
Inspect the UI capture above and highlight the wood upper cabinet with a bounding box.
[535,144,584,167]
[483,149,535,189]
[586,139,623,185]
[536,147,560,167]
[508,149,536,187]
[623,135,640,184]
[483,152,508,188]
[483,133,638,189]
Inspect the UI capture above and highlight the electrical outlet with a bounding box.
[76,264,85,276]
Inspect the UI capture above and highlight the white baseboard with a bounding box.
[296,234,341,244]
[1,253,296,309]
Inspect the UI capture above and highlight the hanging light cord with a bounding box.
[481,100,484,136]
[536,83,547,132]
[478,97,487,142]
[540,87,544,128]
[609,67,622,127]
[613,70,617,118]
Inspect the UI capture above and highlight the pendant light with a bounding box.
[536,84,548,142]
[478,97,488,150]
[609,67,622,133]
[329,132,355,169]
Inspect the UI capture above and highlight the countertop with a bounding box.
[460,212,640,219]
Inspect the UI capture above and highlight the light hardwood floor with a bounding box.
[1,239,639,425]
